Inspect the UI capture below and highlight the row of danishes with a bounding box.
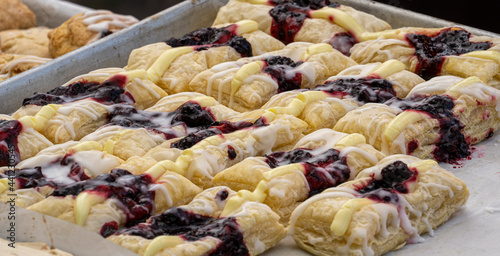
[1,2,500,256]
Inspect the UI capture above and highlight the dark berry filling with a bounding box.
[270,0,340,9]
[114,207,249,256]
[356,161,416,195]
[263,56,304,93]
[215,188,230,202]
[270,4,310,44]
[406,29,492,80]
[107,102,217,139]
[386,95,471,163]
[265,148,351,196]
[227,145,237,160]
[314,76,397,103]
[0,153,91,190]
[269,1,340,44]
[329,32,358,56]
[100,221,119,238]
[0,120,22,167]
[165,25,253,57]
[108,101,268,149]
[22,74,135,106]
[52,168,156,233]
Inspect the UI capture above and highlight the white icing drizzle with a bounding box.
[294,129,348,151]
[0,55,51,79]
[351,38,410,64]
[406,76,464,97]
[81,10,139,43]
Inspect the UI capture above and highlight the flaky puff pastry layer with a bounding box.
[188,43,356,112]
[256,90,360,134]
[213,0,390,43]
[0,142,123,208]
[0,53,51,82]
[79,93,238,161]
[27,168,201,234]
[212,129,385,223]
[140,113,308,189]
[406,75,500,144]
[0,115,53,165]
[124,24,284,95]
[108,186,286,256]
[350,27,500,85]
[322,61,425,98]
[12,68,166,119]
[289,155,469,256]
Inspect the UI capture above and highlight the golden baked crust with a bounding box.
[0,27,51,57]
[188,43,356,112]
[213,0,391,42]
[289,155,469,256]
[0,53,51,81]
[212,129,385,223]
[350,27,500,83]
[48,10,138,58]
[108,186,286,256]
[0,0,36,31]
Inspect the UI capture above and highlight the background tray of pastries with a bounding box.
[1,0,500,255]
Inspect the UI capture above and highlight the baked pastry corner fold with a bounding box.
[289,155,469,256]
[108,186,286,256]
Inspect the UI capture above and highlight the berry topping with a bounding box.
[314,77,397,103]
[329,32,358,56]
[269,0,340,44]
[115,207,249,256]
[0,120,23,167]
[356,160,416,195]
[53,169,156,231]
[23,75,135,106]
[265,148,351,196]
[165,26,253,57]
[386,95,471,163]
[263,56,304,93]
[406,29,492,80]
[1,153,91,190]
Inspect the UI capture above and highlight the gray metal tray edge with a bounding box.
[0,0,498,114]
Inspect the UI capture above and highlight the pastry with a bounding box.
[0,0,36,31]
[333,76,500,162]
[0,27,51,57]
[124,20,285,94]
[0,53,51,82]
[188,43,356,111]
[48,10,139,58]
[0,141,123,208]
[0,115,53,167]
[27,164,201,237]
[14,69,165,120]
[107,186,286,256]
[212,129,385,222]
[79,94,246,160]
[289,155,469,256]
[213,0,390,54]
[350,27,500,83]
[138,112,308,188]
[315,60,425,101]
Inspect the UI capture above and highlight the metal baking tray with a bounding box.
[1,0,499,114]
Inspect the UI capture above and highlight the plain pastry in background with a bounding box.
[0,0,37,31]
[0,27,52,58]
